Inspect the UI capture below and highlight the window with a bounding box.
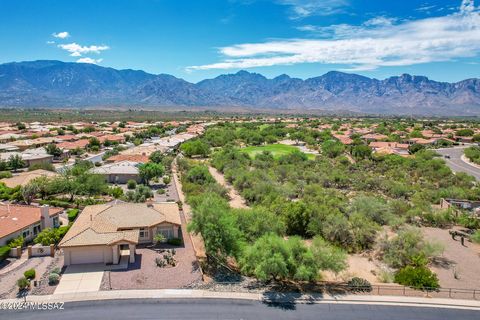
[33,224,41,235]
[157,226,173,239]
[139,228,149,238]
[22,230,30,238]
[53,217,59,228]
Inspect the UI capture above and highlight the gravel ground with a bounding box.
[0,255,54,299]
[423,226,480,290]
[30,251,64,296]
[102,245,201,290]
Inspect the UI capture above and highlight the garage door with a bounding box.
[70,247,104,264]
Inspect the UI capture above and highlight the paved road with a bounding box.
[1,299,478,320]
[436,147,480,181]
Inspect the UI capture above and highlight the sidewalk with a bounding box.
[0,251,28,276]
[2,289,480,310]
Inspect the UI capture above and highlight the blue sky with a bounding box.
[0,0,479,82]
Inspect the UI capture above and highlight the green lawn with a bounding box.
[241,144,316,160]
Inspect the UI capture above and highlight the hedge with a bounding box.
[0,245,10,262]
[67,209,79,222]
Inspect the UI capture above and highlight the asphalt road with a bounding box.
[1,299,479,320]
[436,147,480,181]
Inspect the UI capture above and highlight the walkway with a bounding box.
[208,166,248,209]
[0,251,28,276]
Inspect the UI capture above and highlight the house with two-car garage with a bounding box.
[59,202,181,265]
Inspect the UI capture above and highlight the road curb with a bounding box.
[2,290,480,311]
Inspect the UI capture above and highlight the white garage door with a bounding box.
[71,247,104,264]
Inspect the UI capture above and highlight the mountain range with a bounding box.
[0,60,479,116]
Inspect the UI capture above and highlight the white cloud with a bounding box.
[58,42,109,57]
[52,31,70,39]
[276,0,349,19]
[46,40,55,45]
[76,57,103,64]
[187,0,480,71]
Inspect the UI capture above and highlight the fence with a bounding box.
[201,282,479,301]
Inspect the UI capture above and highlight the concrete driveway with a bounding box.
[54,264,104,295]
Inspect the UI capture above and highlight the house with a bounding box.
[56,139,90,151]
[0,169,59,188]
[60,202,181,265]
[440,198,480,216]
[0,204,62,246]
[90,160,141,183]
[362,133,388,142]
[105,154,150,164]
[0,148,54,167]
[369,142,410,156]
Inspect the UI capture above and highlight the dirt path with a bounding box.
[208,166,248,209]
[423,227,480,290]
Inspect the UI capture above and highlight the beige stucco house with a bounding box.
[59,202,181,265]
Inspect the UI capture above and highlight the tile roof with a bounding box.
[1,169,59,188]
[106,154,150,163]
[90,161,140,175]
[0,204,63,240]
[59,202,181,248]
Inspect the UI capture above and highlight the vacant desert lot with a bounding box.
[423,227,480,290]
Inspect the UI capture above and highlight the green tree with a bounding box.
[139,162,164,185]
[149,151,164,164]
[394,266,440,290]
[8,154,25,172]
[351,144,372,160]
[188,193,243,261]
[322,140,345,158]
[21,182,39,204]
[180,140,210,158]
[45,144,63,157]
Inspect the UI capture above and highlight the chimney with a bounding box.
[40,205,50,229]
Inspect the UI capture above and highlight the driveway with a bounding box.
[54,264,104,295]
[436,146,480,181]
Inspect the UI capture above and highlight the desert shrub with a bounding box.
[347,277,372,292]
[377,268,395,283]
[0,245,10,261]
[51,267,61,275]
[167,238,183,246]
[0,171,12,179]
[157,189,165,194]
[153,233,166,244]
[457,213,480,229]
[127,179,137,190]
[394,266,440,290]
[67,209,79,222]
[24,269,36,280]
[472,230,480,244]
[379,227,443,268]
[422,210,456,228]
[163,176,171,185]
[17,277,30,290]
[48,273,60,285]
[39,199,71,208]
[155,257,166,268]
